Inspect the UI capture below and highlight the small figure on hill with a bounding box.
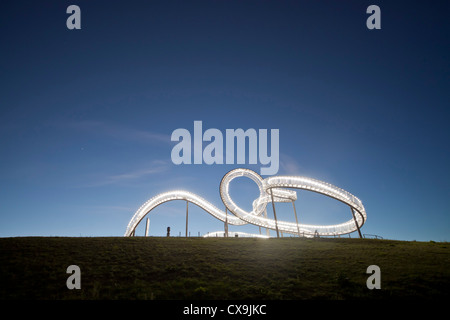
[167,227,171,237]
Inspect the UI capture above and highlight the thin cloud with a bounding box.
[83,205,136,215]
[86,161,169,187]
[279,153,303,175]
[66,120,170,144]
[106,167,167,184]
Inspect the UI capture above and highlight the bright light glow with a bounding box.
[124,168,367,237]
[203,231,269,239]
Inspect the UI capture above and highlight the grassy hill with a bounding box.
[0,237,449,300]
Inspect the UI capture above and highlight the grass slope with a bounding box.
[0,237,449,300]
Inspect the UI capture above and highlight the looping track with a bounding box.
[125,168,366,237]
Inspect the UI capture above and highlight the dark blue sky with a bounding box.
[1,0,449,240]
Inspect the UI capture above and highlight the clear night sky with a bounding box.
[1,0,449,241]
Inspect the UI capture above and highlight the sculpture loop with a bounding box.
[125,168,366,237]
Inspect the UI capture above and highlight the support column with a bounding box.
[264,208,270,236]
[185,201,189,238]
[269,188,280,238]
[224,206,229,237]
[145,217,150,237]
[292,200,301,237]
[351,207,363,239]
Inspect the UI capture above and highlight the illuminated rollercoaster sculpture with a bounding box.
[125,168,367,238]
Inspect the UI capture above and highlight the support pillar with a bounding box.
[185,201,189,238]
[351,207,363,239]
[264,208,270,236]
[269,188,280,238]
[292,200,301,237]
[145,217,150,237]
[224,206,229,237]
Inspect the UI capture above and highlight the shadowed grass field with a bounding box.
[0,237,448,300]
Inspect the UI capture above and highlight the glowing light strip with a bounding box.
[124,190,246,236]
[124,168,366,237]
